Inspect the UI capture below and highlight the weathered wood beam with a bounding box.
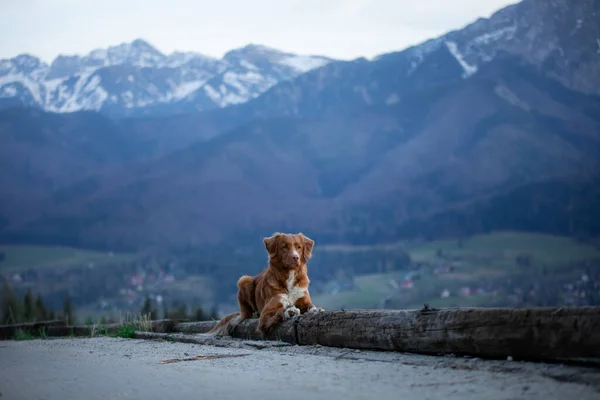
[175,319,297,342]
[174,307,600,361]
[43,319,180,337]
[0,320,66,340]
[0,319,181,339]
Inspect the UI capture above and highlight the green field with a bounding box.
[406,231,600,266]
[313,231,600,310]
[3,231,599,315]
[312,272,397,310]
[0,244,135,271]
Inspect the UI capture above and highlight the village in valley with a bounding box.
[2,232,599,323]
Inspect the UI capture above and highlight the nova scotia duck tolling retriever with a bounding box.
[207,232,324,337]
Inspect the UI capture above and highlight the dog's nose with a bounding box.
[292,254,299,262]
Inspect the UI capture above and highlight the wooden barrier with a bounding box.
[3,307,599,362]
[43,319,179,337]
[173,307,600,361]
[0,319,179,339]
[0,320,66,340]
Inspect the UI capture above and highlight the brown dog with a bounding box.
[207,232,324,337]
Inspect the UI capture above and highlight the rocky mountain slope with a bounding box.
[227,0,600,120]
[391,169,600,244]
[423,0,600,96]
[0,108,136,232]
[1,0,599,249]
[110,0,600,148]
[4,54,599,249]
[0,40,333,117]
[1,0,597,120]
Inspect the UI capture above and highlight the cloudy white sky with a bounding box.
[1,0,517,62]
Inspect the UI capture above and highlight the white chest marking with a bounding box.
[280,271,306,308]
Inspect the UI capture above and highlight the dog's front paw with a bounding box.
[284,306,301,319]
[308,306,325,313]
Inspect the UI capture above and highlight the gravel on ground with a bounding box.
[1,336,599,400]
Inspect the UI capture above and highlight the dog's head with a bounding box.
[263,232,315,269]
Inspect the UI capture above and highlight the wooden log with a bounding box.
[173,321,216,334]
[174,319,296,342]
[0,319,181,339]
[174,307,600,361]
[43,319,181,337]
[0,320,66,340]
[295,307,600,360]
[45,325,96,337]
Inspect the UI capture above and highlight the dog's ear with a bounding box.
[298,233,315,259]
[263,233,281,258]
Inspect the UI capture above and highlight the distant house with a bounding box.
[129,274,144,287]
[124,293,137,305]
[400,279,414,289]
[458,287,482,297]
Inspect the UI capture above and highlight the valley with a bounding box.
[2,231,599,323]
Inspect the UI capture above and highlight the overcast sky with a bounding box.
[1,0,517,63]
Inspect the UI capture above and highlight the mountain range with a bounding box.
[1,0,600,250]
[0,41,333,117]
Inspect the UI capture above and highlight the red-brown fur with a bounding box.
[207,232,324,337]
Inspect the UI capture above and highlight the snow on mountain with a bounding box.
[5,0,597,117]
[0,39,334,116]
[279,54,331,73]
[387,3,520,82]
[444,41,479,78]
[181,44,333,110]
[398,0,600,95]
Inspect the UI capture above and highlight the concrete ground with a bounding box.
[1,336,599,400]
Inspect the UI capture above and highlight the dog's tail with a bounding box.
[205,275,256,336]
[205,312,242,336]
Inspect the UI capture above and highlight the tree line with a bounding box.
[1,276,218,326]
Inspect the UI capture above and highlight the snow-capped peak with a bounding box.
[12,54,46,71]
[224,43,332,74]
[0,39,336,116]
[83,38,166,69]
[225,44,284,57]
[0,54,48,76]
[165,51,218,68]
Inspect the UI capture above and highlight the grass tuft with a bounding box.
[13,328,35,341]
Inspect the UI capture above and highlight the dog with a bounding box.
[207,232,324,337]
